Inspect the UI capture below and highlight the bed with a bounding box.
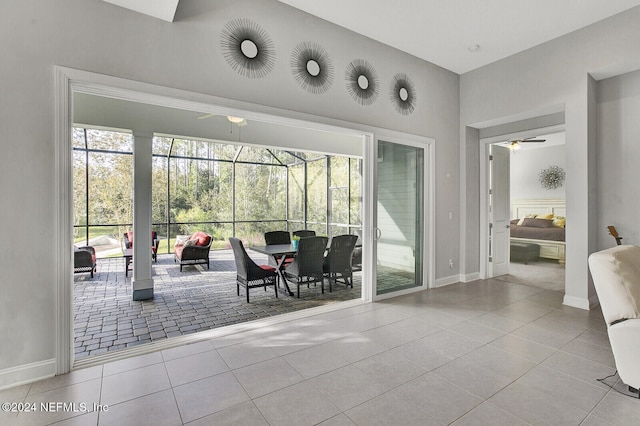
[510,199,566,263]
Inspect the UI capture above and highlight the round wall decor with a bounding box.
[390,73,416,115]
[539,165,565,189]
[345,59,379,106]
[291,42,334,94]
[220,18,275,78]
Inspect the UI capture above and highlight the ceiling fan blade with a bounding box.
[522,138,546,142]
[197,113,216,120]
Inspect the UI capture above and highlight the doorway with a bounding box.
[56,67,434,373]
[481,130,567,291]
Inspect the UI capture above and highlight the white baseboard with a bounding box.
[463,272,480,282]
[563,295,591,310]
[434,274,461,288]
[0,359,56,391]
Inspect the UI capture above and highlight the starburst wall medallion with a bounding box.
[220,18,276,79]
[390,73,417,115]
[345,59,379,106]
[291,42,334,94]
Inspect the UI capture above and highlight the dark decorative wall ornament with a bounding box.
[291,42,334,94]
[220,18,275,78]
[345,59,379,106]
[390,73,417,115]
[539,165,565,189]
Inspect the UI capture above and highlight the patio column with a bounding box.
[132,130,154,301]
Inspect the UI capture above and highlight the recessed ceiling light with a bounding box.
[468,44,480,52]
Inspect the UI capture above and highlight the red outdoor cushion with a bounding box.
[191,231,211,246]
[127,231,134,244]
[174,245,183,258]
[259,265,276,272]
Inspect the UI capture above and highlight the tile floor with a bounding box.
[3,277,639,425]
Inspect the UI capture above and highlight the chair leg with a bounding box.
[246,286,250,303]
[274,278,278,298]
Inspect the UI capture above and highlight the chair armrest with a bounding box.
[608,319,640,390]
[77,246,95,255]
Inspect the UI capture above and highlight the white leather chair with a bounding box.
[588,245,640,392]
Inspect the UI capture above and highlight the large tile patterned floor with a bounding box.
[3,276,639,425]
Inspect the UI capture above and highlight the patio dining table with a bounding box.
[249,244,297,296]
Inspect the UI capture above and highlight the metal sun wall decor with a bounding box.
[219,18,419,113]
[291,42,334,94]
[345,59,379,106]
[220,18,276,78]
[539,165,566,189]
[390,73,417,115]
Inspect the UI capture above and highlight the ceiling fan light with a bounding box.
[509,141,521,150]
[227,116,245,124]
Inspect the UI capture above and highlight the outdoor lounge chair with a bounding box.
[174,231,212,271]
[283,236,328,298]
[123,230,159,262]
[74,246,97,278]
[229,237,278,302]
[323,234,358,292]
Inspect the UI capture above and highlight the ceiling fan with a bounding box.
[197,113,248,126]
[507,136,546,150]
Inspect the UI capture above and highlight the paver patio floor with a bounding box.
[73,249,362,360]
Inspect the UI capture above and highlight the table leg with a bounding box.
[125,256,132,277]
[274,255,294,296]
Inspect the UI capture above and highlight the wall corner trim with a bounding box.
[563,294,591,310]
[0,359,56,391]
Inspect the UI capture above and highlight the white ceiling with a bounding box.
[103,0,640,73]
[102,0,179,23]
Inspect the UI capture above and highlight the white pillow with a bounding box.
[183,239,197,247]
[175,235,189,246]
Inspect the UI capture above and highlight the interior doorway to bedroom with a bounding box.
[483,130,566,292]
[505,131,566,291]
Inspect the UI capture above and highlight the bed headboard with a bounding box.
[512,199,566,219]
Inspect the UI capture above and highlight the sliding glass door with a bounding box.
[375,139,425,295]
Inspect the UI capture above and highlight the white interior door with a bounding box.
[488,144,510,277]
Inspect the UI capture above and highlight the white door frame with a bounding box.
[479,125,564,279]
[55,66,433,373]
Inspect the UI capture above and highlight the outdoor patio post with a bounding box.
[132,130,154,300]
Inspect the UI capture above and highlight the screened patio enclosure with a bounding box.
[73,127,362,255]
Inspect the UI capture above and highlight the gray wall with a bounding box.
[460,6,640,307]
[510,144,566,208]
[597,69,640,248]
[0,0,459,382]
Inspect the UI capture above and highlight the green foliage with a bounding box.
[73,131,362,251]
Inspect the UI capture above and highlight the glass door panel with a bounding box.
[375,140,424,295]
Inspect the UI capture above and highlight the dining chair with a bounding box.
[264,230,293,267]
[229,237,278,302]
[292,230,316,238]
[323,234,358,292]
[283,236,329,298]
[264,230,291,245]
